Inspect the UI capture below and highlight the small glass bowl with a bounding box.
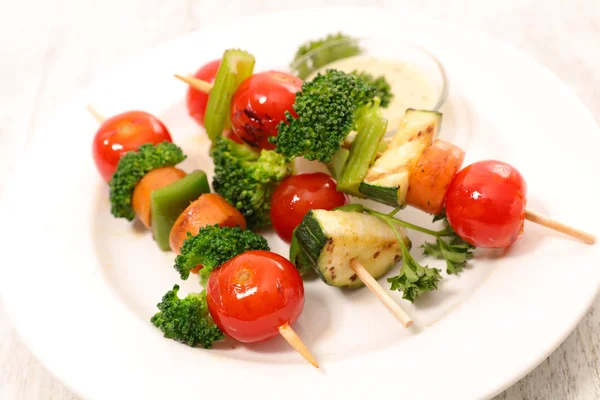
[288,35,449,134]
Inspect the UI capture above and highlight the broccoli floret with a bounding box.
[109,142,186,221]
[211,137,291,229]
[151,284,224,348]
[292,32,361,79]
[351,70,393,108]
[174,224,269,280]
[270,69,377,163]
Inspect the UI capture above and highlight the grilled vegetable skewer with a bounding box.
[161,226,319,367]
[334,107,596,247]
[88,106,213,251]
[176,64,302,150]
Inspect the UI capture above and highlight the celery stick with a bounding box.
[204,49,255,145]
[327,147,350,180]
[337,105,388,197]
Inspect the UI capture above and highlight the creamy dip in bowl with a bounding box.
[288,36,448,134]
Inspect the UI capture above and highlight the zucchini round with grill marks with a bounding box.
[294,209,411,288]
[359,109,441,207]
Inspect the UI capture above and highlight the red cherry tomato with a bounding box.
[92,111,173,182]
[270,173,348,243]
[231,70,302,150]
[206,250,304,343]
[186,59,221,126]
[444,160,527,248]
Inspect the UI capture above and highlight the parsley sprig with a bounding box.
[334,204,476,302]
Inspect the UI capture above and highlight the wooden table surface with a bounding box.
[1,1,599,399]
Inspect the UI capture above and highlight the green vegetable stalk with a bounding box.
[204,49,255,145]
[337,98,388,197]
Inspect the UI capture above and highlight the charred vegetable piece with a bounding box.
[358,109,440,207]
[289,226,314,277]
[169,193,247,254]
[406,139,465,215]
[294,209,410,288]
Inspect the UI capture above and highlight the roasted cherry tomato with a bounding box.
[186,59,221,126]
[231,70,302,150]
[206,250,304,343]
[270,172,348,243]
[444,160,527,248]
[92,111,173,182]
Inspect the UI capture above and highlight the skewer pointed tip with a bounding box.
[349,258,414,328]
[278,323,319,369]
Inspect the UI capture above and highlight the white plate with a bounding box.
[1,7,599,400]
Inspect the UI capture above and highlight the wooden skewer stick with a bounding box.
[87,105,105,123]
[278,323,319,368]
[349,258,414,328]
[525,209,596,245]
[174,74,213,94]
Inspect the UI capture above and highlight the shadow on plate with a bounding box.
[241,289,332,354]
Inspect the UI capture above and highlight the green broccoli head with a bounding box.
[270,69,377,163]
[351,70,393,108]
[150,284,224,348]
[292,32,362,79]
[109,141,186,220]
[174,224,270,280]
[211,137,292,229]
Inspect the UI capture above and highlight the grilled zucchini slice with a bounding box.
[359,109,441,207]
[294,209,411,288]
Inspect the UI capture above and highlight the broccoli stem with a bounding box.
[337,102,388,197]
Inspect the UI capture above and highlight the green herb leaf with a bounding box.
[387,248,442,303]
[422,214,476,275]
[422,237,475,275]
[380,218,442,303]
